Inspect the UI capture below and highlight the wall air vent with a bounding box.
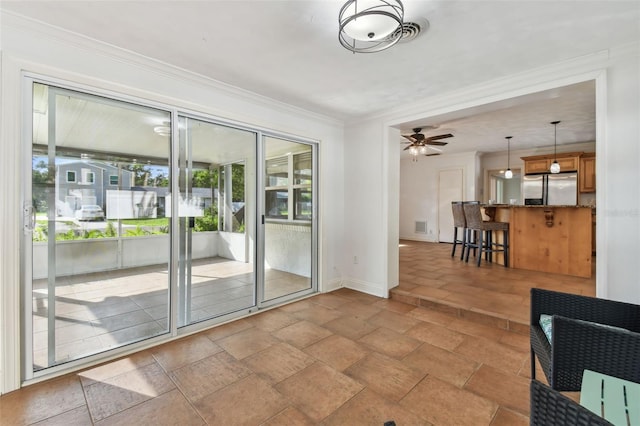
[414,220,427,234]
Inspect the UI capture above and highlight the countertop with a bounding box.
[482,204,594,208]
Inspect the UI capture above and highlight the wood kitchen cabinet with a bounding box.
[580,153,596,192]
[522,152,581,174]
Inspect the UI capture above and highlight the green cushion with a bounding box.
[539,314,553,342]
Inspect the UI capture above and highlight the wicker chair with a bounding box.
[451,201,467,260]
[530,288,640,391]
[529,379,612,426]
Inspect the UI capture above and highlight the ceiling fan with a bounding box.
[401,127,453,156]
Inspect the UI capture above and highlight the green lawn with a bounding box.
[116,218,169,226]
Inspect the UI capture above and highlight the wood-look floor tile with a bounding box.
[275,362,364,423]
[402,342,479,388]
[372,299,416,314]
[194,375,288,425]
[151,334,222,372]
[84,362,175,422]
[261,407,316,426]
[331,288,382,305]
[310,292,351,309]
[332,300,383,320]
[366,309,420,333]
[169,351,252,402]
[0,375,86,425]
[454,335,529,375]
[322,315,378,340]
[202,318,253,341]
[464,364,530,415]
[404,321,466,351]
[303,334,369,371]
[446,317,509,340]
[289,304,343,325]
[406,306,458,326]
[216,327,279,360]
[272,320,332,349]
[276,299,316,313]
[400,375,498,425]
[243,342,315,384]
[78,350,156,387]
[94,389,204,425]
[31,406,92,426]
[498,330,530,353]
[358,327,421,359]
[344,352,425,402]
[246,309,298,332]
[323,388,429,426]
[490,407,529,426]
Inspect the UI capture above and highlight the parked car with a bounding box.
[75,205,105,221]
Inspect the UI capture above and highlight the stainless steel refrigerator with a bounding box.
[523,173,578,205]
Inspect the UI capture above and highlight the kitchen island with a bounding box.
[483,205,593,278]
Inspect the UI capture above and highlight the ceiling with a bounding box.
[2,1,638,156]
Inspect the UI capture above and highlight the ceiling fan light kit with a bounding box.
[549,120,561,174]
[504,136,513,179]
[401,127,453,160]
[338,0,404,53]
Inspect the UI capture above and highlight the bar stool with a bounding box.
[463,202,509,267]
[451,201,467,260]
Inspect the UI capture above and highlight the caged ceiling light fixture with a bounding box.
[504,136,513,179]
[549,120,561,174]
[338,0,404,53]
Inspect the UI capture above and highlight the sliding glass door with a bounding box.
[176,116,257,327]
[262,136,316,302]
[22,77,316,379]
[26,82,172,373]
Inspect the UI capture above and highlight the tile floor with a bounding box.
[31,257,310,370]
[1,240,596,425]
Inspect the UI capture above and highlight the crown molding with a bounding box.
[1,11,343,128]
[354,48,613,128]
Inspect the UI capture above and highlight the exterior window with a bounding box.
[109,175,118,186]
[265,150,312,221]
[66,170,76,182]
[266,157,288,187]
[266,190,288,219]
[293,152,312,220]
[81,168,94,185]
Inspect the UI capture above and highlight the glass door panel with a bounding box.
[28,82,171,372]
[177,117,257,327]
[263,137,314,301]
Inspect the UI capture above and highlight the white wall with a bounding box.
[0,13,345,393]
[265,223,311,277]
[342,119,388,297]
[599,44,640,303]
[342,41,640,309]
[398,152,478,242]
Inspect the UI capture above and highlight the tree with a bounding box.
[124,164,152,186]
[32,158,51,212]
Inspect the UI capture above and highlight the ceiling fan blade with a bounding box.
[403,145,412,151]
[426,133,453,141]
[401,134,416,142]
[425,153,441,156]
[426,141,448,146]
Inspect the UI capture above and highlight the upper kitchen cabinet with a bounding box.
[579,153,596,193]
[522,152,581,174]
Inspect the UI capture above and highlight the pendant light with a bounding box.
[549,121,561,174]
[504,136,513,179]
